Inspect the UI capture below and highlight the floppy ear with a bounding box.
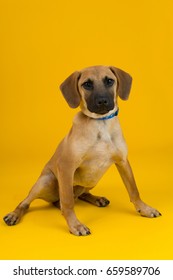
[60,71,81,108]
[110,66,132,100]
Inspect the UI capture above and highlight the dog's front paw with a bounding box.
[3,212,20,226]
[69,223,91,236]
[135,201,161,218]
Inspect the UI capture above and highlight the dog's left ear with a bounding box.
[109,66,132,100]
[60,71,81,108]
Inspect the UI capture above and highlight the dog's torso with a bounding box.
[48,112,127,189]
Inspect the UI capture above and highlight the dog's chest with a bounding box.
[74,123,122,187]
[87,124,121,164]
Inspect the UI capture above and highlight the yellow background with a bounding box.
[0,0,173,260]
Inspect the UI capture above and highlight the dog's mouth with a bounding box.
[85,93,115,115]
[87,102,114,115]
[90,107,112,115]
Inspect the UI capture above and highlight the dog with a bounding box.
[3,65,161,236]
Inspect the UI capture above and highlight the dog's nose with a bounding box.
[96,96,109,107]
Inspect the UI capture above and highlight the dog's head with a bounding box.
[60,65,132,118]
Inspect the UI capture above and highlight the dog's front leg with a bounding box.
[57,167,91,236]
[115,159,161,218]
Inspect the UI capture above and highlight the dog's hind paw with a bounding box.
[3,212,20,226]
[79,193,110,207]
[95,197,110,207]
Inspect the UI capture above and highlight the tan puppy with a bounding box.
[3,66,161,236]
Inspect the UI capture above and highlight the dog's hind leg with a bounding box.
[3,171,59,226]
[79,191,110,207]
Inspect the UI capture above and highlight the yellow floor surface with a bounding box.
[1,148,172,260]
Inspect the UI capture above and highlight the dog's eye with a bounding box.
[82,80,94,90]
[104,77,115,87]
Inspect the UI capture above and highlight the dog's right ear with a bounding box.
[60,71,81,108]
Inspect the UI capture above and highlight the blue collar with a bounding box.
[97,108,119,120]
